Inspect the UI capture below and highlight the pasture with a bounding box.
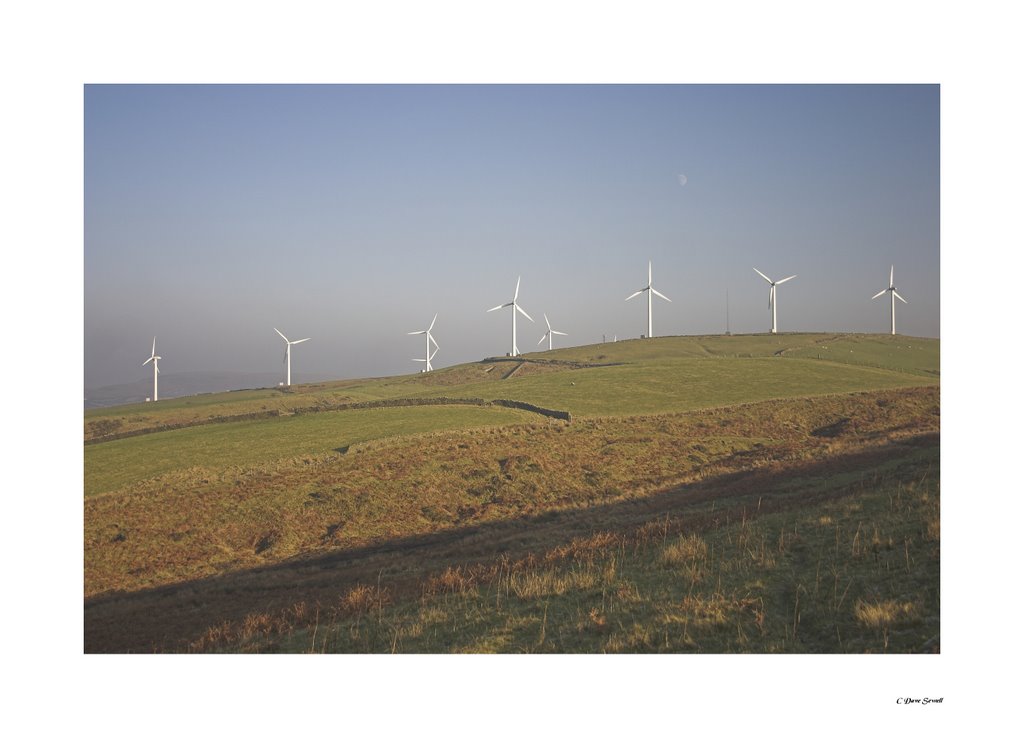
[85,404,534,497]
[83,333,940,653]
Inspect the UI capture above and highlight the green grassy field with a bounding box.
[85,404,534,497]
[414,356,934,417]
[83,332,940,653]
[84,333,936,499]
[518,332,938,376]
[84,333,938,439]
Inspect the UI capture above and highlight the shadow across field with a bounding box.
[84,433,937,653]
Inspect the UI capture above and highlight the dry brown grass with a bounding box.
[85,387,938,652]
[662,533,708,561]
[149,438,939,654]
[854,599,920,629]
[854,598,921,649]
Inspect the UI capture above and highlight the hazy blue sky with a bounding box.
[85,84,939,389]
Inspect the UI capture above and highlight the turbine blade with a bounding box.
[552,330,568,336]
[648,261,652,286]
[291,338,311,344]
[544,313,551,330]
[155,364,160,374]
[428,313,437,332]
[408,330,426,335]
[142,357,153,366]
[429,348,438,361]
[538,333,548,345]
[487,303,511,312]
[890,265,894,288]
[413,358,427,362]
[151,337,156,355]
[274,328,288,341]
[651,287,671,302]
[515,304,534,322]
[753,267,772,283]
[429,334,439,349]
[625,289,645,301]
[894,291,908,304]
[871,289,888,300]
[514,276,521,301]
[776,275,797,285]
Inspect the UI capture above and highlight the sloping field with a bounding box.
[85,404,537,497]
[83,333,939,653]
[519,333,938,376]
[273,443,938,654]
[415,356,935,417]
[84,333,937,440]
[85,386,938,651]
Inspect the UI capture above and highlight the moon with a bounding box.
[678,174,688,187]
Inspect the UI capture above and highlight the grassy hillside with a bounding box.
[519,332,938,375]
[265,444,938,654]
[83,332,940,653]
[85,404,536,497]
[84,332,937,441]
[415,356,934,417]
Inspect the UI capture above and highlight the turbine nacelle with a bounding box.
[275,327,310,347]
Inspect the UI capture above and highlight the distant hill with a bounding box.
[83,371,334,408]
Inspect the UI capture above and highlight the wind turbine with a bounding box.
[538,313,567,350]
[274,328,310,387]
[753,267,797,334]
[872,265,908,336]
[487,276,533,356]
[408,313,439,371]
[625,260,671,338]
[142,336,161,401]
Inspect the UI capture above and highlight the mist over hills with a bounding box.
[83,371,337,409]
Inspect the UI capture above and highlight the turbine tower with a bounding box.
[408,313,439,371]
[872,265,908,336]
[274,328,310,387]
[626,260,671,338]
[487,276,533,357]
[753,267,797,334]
[538,313,568,351]
[142,336,161,401]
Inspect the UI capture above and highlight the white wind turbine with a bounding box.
[753,267,797,334]
[872,265,908,336]
[274,328,310,387]
[408,313,439,371]
[625,260,671,338]
[537,313,567,350]
[487,276,533,357]
[142,336,161,401]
